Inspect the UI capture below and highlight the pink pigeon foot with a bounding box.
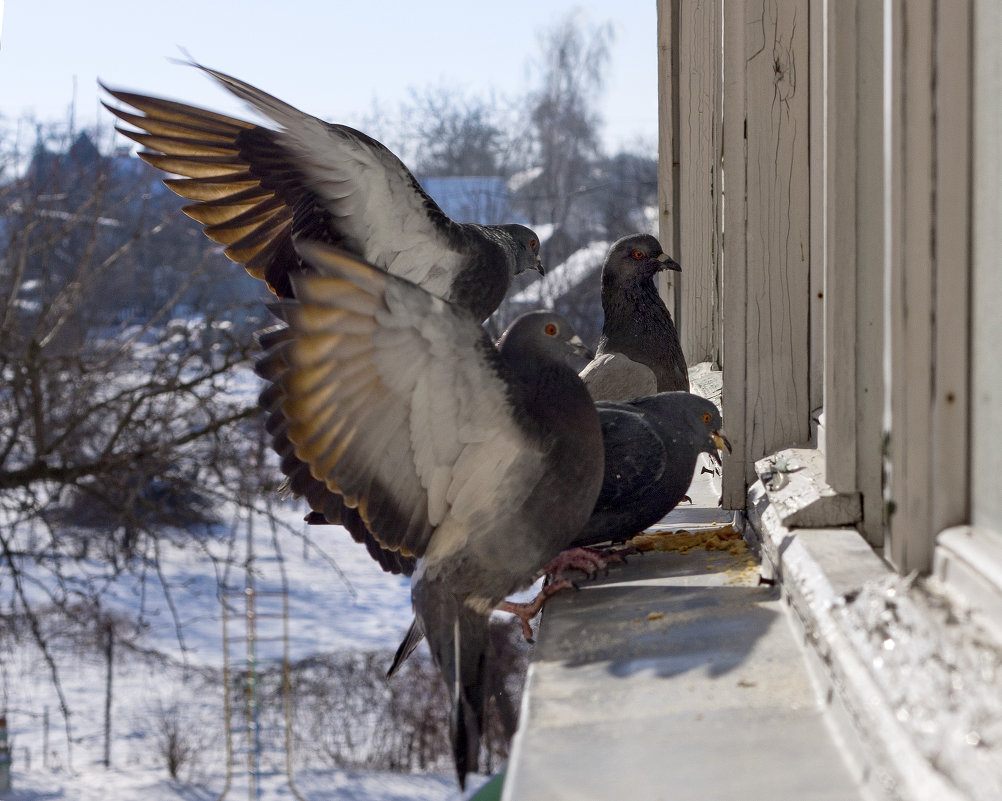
[497,579,575,642]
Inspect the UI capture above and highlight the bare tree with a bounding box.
[402,85,517,179]
[0,125,271,762]
[517,12,614,263]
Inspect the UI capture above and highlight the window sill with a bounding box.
[745,458,1002,801]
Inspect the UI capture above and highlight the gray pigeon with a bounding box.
[385,392,729,677]
[570,392,729,549]
[580,234,689,400]
[255,240,604,788]
[103,63,545,562]
[101,62,543,318]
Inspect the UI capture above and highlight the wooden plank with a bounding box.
[678,0,721,366]
[808,0,826,420]
[742,0,812,455]
[886,0,935,572]
[657,0,681,320]
[970,0,1002,533]
[930,0,972,540]
[720,0,750,507]
[853,0,887,548]
[822,0,858,494]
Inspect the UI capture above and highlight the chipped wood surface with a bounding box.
[753,448,861,529]
[718,0,812,505]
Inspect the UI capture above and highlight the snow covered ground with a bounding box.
[0,494,499,800]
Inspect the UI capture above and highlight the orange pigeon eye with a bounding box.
[529,238,538,249]
[544,323,558,336]
[702,412,712,424]
[631,249,644,260]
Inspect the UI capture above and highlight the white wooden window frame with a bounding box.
[659,0,1002,609]
[934,0,1002,627]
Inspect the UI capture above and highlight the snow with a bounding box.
[509,240,611,307]
[0,765,472,801]
[835,573,1002,801]
[0,437,498,800]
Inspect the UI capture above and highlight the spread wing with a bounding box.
[102,64,468,300]
[593,404,667,511]
[257,241,537,560]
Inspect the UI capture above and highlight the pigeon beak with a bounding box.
[711,431,732,462]
[534,257,545,276]
[657,252,682,272]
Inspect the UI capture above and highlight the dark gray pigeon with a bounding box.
[580,234,689,400]
[386,392,729,677]
[255,240,603,788]
[101,62,543,319]
[570,392,730,549]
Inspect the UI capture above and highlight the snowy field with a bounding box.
[0,494,499,800]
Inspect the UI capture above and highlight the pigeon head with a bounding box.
[498,310,590,367]
[498,223,545,277]
[664,392,731,463]
[602,233,681,289]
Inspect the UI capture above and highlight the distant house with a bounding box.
[418,176,529,226]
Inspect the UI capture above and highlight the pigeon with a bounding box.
[570,392,730,549]
[385,392,730,675]
[101,62,543,319]
[255,239,604,788]
[579,234,689,400]
[102,63,545,563]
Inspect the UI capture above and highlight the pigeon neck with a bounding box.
[447,224,515,323]
[600,278,676,349]
[505,353,597,442]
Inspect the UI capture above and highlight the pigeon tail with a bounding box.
[414,582,489,790]
[387,616,424,678]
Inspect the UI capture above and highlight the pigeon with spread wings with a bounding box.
[103,64,544,565]
[256,240,603,788]
[101,62,543,317]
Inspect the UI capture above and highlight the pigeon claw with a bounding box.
[498,578,576,642]
[542,546,621,584]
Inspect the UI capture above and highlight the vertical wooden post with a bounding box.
[721,0,812,506]
[930,0,972,540]
[720,0,749,508]
[658,0,681,303]
[677,0,723,366]
[886,0,936,572]
[854,0,888,548]
[970,0,1002,531]
[821,0,858,494]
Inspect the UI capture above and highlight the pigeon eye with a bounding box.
[544,323,558,336]
[702,412,712,424]
[529,238,538,250]
[631,249,644,260]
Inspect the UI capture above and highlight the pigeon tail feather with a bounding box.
[414,583,489,790]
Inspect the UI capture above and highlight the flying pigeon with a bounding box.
[255,239,604,788]
[579,234,689,400]
[102,63,546,559]
[570,392,730,550]
[101,62,543,319]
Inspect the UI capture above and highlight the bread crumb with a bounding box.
[627,524,748,555]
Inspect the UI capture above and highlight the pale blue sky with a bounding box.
[0,1,659,154]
